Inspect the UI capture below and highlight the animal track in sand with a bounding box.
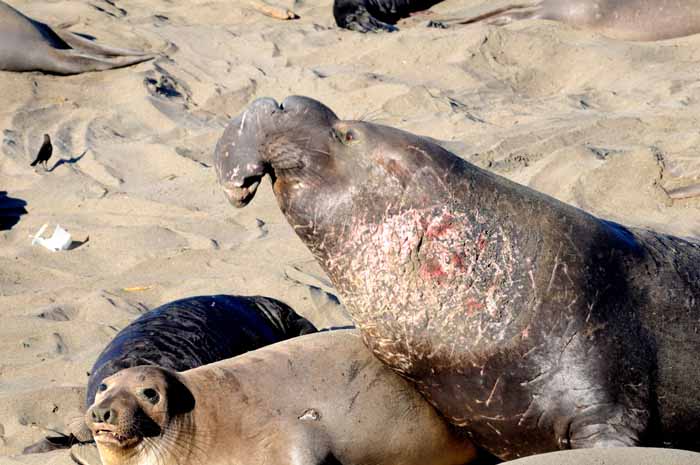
[34,306,76,322]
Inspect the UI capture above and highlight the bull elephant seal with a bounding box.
[214,96,700,460]
[0,0,154,74]
[86,329,477,465]
[24,294,317,456]
[334,0,700,40]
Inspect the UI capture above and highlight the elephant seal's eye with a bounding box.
[345,130,356,142]
[141,388,160,404]
[98,383,107,392]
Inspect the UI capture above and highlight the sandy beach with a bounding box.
[1,0,699,462]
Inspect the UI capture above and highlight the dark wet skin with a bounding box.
[333,0,443,31]
[215,96,700,460]
[86,294,316,406]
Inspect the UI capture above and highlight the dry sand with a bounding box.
[0,0,699,462]
[505,447,700,464]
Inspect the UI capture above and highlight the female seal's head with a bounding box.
[86,366,195,465]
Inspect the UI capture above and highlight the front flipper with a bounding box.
[22,433,77,454]
[335,4,398,32]
[569,422,641,449]
[23,419,94,454]
[563,402,646,451]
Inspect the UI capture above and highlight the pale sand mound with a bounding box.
[506,447,700,465]
[1,0,699,462]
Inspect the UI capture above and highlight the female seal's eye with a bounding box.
[142,388,160,404]
[98,383,107,392]
[345,130,356,142]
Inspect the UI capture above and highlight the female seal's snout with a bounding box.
[91,406,117,424]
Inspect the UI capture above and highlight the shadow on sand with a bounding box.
[48,150,88,172]
[0,191,28,231]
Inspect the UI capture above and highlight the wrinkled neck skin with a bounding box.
[266,123,546,347]
[96,413,200,465]
[269,125,478,262]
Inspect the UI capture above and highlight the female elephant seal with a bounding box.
[0,0,153,74]
[448,0,700,41]
[25,294,317,455]
[86,329,477,465]
[214,96,700,460]
[334,0,700,40]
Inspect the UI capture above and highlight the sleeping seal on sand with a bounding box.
[24,294,317,456]
[87,329,477,465]
[0,0,153,74]
[215,95,700,460]
[334,0,700,40]
[444,0,700,41]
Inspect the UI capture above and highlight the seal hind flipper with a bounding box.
[0,0,154,74]
[55,30,151,57]
[43,48,154,75]
[433,3,542,27]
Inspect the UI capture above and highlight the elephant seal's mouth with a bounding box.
[92,425,142,449]
[221,177,262,208]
